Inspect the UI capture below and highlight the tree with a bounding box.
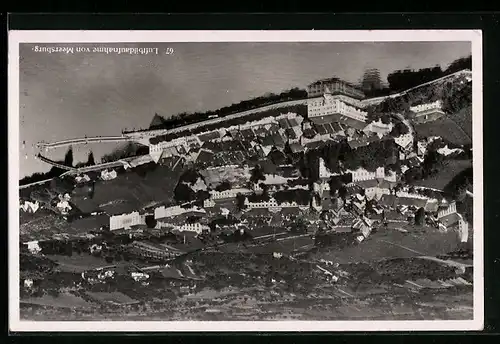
[415,207,425,226]
[87,151,95,166]
[250,164,266,184]
[390,121,409,137]
[64,146,74,167]
[236,193,247,211]
[145,215,157,229]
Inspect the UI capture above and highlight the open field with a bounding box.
[412,159,472,190]
[44,254,118,273]
[309,227,462,265]
[89,164,182,215]
[21,292,93,309]
[449,105,472,138]
[414,117,471,146]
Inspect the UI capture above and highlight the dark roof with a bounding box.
[238,140,253,150]
[305,140,331,150]
[324,123,336,134]
[229,129,244,140]
[268,123,280,133]
[261,136,275,147]
[272,133,286,147]
[285,128,297,140]
[260,160,278,174]
[198,131,220,142]
[315,124,328,135]
[289,143,304,153]
[379,195,397,207]
[354,179,379,189]
[254,127,268,137]
[71,197,100,213]
[302,128,317,139]
[196,150,215,163]
[288,118,299,127]
[331,122,344,132]
[278,118,290,129]
[337,116,367,131]
[348,137,371,149]
[241,128,256,139]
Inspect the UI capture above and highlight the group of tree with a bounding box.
[147,87,308,131]
[295,139,398,184]
[441,81,472,114]
[235,193,247,210]
[389,120,409,137]
[342,139,398,172]
[250,164,266,184]
[366,55,472,117]
[385,55,471,93]
[443,167,473,202]
[101,142,149,163]
[403,149,446,184]
[387,66,444,93]
[274,189,311,206]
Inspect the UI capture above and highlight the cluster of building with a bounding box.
[21,75,468,263]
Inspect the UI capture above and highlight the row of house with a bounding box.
[148,112,304,165]
[409,100,445,124]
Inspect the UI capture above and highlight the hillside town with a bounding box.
[19,61,474,320]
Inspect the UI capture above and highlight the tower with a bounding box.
[361,68,382,93]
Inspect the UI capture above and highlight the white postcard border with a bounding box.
[8,29,483,332]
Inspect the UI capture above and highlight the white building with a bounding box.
[244,197,302,210]
[175,223,210,235]
[110,211,146,231]
[239,116,276,131]
[56,200,72,215]
[437,145,464,156]
[410,100,443,113]
[20,200,40,213]
[394,133,414,150]
[100,169,117,181]
[363,119,393,137]
[364,184,391,201]
[348,167,385,182]
[409,100,445,123]
[209,188,253,200]
[458,215,469,243]
[438,201,457,220]
[319,158,340,179]
[203,199,216,208]
[149,135,201,162]
[308,94,368,122]
[26,241,42,254]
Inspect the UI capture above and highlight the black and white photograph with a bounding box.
[9,30,483,332]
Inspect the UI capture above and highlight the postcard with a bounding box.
[9,29,483,332]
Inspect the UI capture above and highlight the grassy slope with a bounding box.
[414,117,472,146]
[411,159,472,190]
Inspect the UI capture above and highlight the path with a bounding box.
[37,136,130,150]
[419,256,472,269]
